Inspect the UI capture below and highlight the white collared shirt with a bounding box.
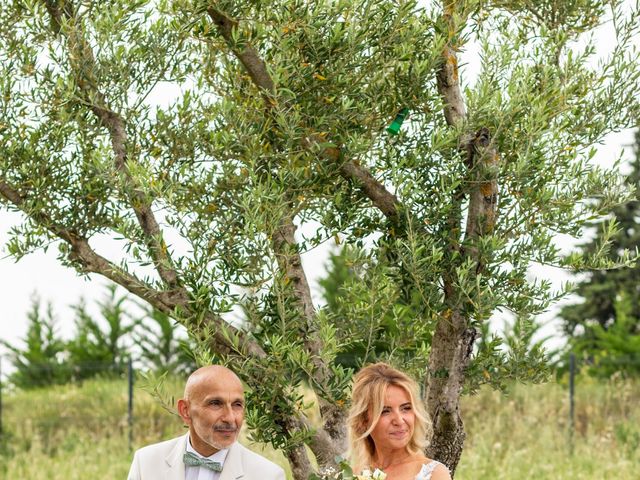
[185,437,230,480]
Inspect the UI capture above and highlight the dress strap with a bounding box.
[416,461,443,480]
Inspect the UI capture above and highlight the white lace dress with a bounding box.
[415,461,447,480]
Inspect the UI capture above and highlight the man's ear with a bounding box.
[177,399,191,424]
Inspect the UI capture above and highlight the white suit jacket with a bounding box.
[127,434,286,480]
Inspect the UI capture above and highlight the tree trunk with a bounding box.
[424,3,501,474]
[425,309,476,474]
[285,442,314,480]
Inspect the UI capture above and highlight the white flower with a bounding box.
[317,465,339,479]
[372,468,387,480]
[354,468,372,480]
[354,467,386,480]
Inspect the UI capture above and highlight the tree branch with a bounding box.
[0,178,267,360]
[338,159,402,221]
[464,128,499,244]
[436,3,467,127]
[206,6,346,463]
[206,8,275,93]
[425,2,500,473]
[207,7,322,366]
[207,7,401,226]
[436,43,466,126]
[43,0,182,292]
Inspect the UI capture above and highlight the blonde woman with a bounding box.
[348,363,451,480]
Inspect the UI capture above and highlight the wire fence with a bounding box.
[0,353,637,456]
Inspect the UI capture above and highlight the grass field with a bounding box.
[0,374,638,479]
[456,375,640,479]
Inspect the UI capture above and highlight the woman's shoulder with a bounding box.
[416,460,451,480]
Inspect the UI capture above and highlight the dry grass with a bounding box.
[457,375,640,479]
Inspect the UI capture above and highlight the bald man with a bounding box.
[127,365,285,480]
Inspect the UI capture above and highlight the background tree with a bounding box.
[66,285,136,380]
[573,291,640,377]
[1,1,640,477]
[0,296,71,388]
[133,303,197,375]
[560,129,640,375]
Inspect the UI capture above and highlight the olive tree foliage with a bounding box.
[1,0,639,477]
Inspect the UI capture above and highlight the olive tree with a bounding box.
[1,0,639,477]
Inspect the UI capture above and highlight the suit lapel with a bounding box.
[220,442,244,480]
[164,433,188,480]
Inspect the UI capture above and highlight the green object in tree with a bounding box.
[387,108,409,135]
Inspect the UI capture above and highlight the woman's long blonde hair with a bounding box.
[347,362,432,469]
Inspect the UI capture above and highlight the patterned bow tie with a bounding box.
[183,451,224,472]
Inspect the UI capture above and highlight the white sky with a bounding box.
[1,3,638,374]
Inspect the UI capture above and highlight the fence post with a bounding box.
[0,356,3,437]
[569,351,575,454]
[128,356,134,452]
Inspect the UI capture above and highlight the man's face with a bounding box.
[178,369,245,456]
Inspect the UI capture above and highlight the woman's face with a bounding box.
[369,384,415,452]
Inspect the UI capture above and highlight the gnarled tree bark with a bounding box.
[425,2,500,475]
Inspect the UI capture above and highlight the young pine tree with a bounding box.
[1,296,70,388]
[66,285,136,380]
[133,304,196,375]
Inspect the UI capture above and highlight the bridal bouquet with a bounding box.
[309,457,386,480]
